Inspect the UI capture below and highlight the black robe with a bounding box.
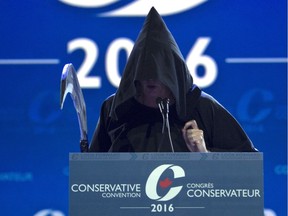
[89,7,257,153]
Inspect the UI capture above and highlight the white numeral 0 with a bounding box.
[106,38,134,87]
[67,38,101,88]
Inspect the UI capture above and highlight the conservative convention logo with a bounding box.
[70,162,262,214]
[58,0,208,16]
[145,164,185,201]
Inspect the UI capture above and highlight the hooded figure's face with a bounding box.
[135,79,174,108]
[110,7,193,120]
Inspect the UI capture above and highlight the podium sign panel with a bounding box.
[69,153,263,216]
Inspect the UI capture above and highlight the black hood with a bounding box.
[110,7,194,120]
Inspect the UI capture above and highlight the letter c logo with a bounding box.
[145,164,185,201]
[237,89,273,123]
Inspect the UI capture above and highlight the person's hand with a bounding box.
[182,120,208,152]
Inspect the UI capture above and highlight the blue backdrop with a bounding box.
[0,1,287,215]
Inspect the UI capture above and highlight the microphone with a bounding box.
[155,97,174,152]
[156,97,163,107]
[163,98,174,152]
[163,98,170,116]
[156,97,165,133]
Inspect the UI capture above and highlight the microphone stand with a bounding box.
[156,97,175,152]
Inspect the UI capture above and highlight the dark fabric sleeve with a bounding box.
[89,98,113,152]
[195,93,258,152]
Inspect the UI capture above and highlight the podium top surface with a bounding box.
[69,152,263,161]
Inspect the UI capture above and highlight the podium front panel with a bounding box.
[69,153,264,216]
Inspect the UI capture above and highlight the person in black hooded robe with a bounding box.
[89,7,258,153]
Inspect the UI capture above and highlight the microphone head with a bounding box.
[163,98,170,105]
[156,97,163,104]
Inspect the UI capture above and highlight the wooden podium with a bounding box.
[69,152,264,216]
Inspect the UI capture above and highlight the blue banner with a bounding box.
[0,1,286,216]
